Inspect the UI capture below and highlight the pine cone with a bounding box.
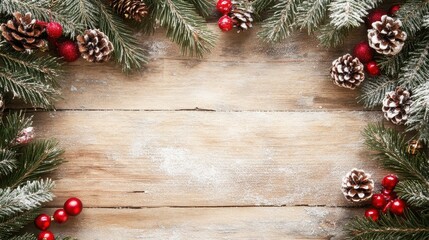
[111,0,149,22]
[0,12,46,52]
[229,0,254,32]
[341,168,374,203]
[330,54,365,89]
[382,87,412,125]
[368,15,407,56]
[76,29,114,63]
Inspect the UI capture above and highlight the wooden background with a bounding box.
[29,25,389,239]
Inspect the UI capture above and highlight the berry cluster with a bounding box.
[35,197,83,240]
[216,0,234,32]
[365,174,406,221]
[352,4,401,77]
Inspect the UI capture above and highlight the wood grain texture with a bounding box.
[32,111,386,208]
[53,25,367,111]
[42,207,359,240]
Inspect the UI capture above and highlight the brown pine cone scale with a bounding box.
[341,168,374,203]
[330,54,365,89]
[382,87,412,125]
[76,29,114,63]
[368,15,407,56]
[111,0,149,22]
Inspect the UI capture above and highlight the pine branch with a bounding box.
[0,179,54,218]
[398,33,429,89]
[0,111,32,149]
[296,0,331,34]
[95,0,148,72]
[328,0,382,29]
[377,39,416,78]
[347,211,429,240]
[253,0,277,15]
[0,140,64,189]
[407,82,429,143]
[317,23,350,48]
[0,69,59,109]
[184,0,214,18]
[396,180,429,208]
[358,75,397,109]
[397,1,429,39]
[0,208,39,239]
[258,0,301,43]
[149,0,216,57]
[0,43,62,86]
[363,124,429,188]
[52,0,98,37]
[10,233,36,240]
[0,149,16,177]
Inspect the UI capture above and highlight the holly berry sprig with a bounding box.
[35,197,83,240]
[364,174,406,221]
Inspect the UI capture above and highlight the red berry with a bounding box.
[372,194,387,209]
[353,41,374,63]
[53,208,68,223]
[46,22,63,39]
[218,15,233,32]
[366,61,381,76]
[58,40,80,62]
[34,213,51,231]
[382,188,397,201]
[216,0,232,15]
[37,231,55,240]
[367,9,388,28]
[390,199,406,215]
[388,5,401,16]
[365,208,379,221]
[64,197,83,216]
[382,174,399,190]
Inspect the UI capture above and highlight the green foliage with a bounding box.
[328,0,381,29]
[0,112,65,238]
[358,76,396,109]
[95,0,148,72]
[347,124,429,239]
[149,0,216,57]
[184,0,214,18]
[258,0,301,43]
[253,0,277,15]
[407,82,429,142]
[347,211,429,240]
[296,0,331,34]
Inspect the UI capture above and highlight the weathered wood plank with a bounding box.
[43,207,359,240]
[57,59,362,111]
[49,25,367,111]
[32,111,387,208]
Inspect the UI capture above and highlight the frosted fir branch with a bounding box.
[317,23,350,47]
[398,34,429,89]
[150,0,217,57]
[258,0,301,43]
[184,0,214,18]
[397,1,429,39]
[252,0,277,15]
[358,76,397,109]
[0,179,54,218]
[328,0,382,29]
[0,208,39,239]
[0,149,16,177]
[407,82,429,142]
[296,0,331,34]
[396,180,429,208]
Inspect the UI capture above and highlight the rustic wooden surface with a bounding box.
[28,25,388,239]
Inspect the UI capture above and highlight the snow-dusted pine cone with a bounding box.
[330,54,365,89]
[111,0,149,22]
[341,168,374,203]
[229,0,254,32]
[368,15,407,56]
[76,29,114,63]
[382,87,412,125]
[0,12,46,52]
